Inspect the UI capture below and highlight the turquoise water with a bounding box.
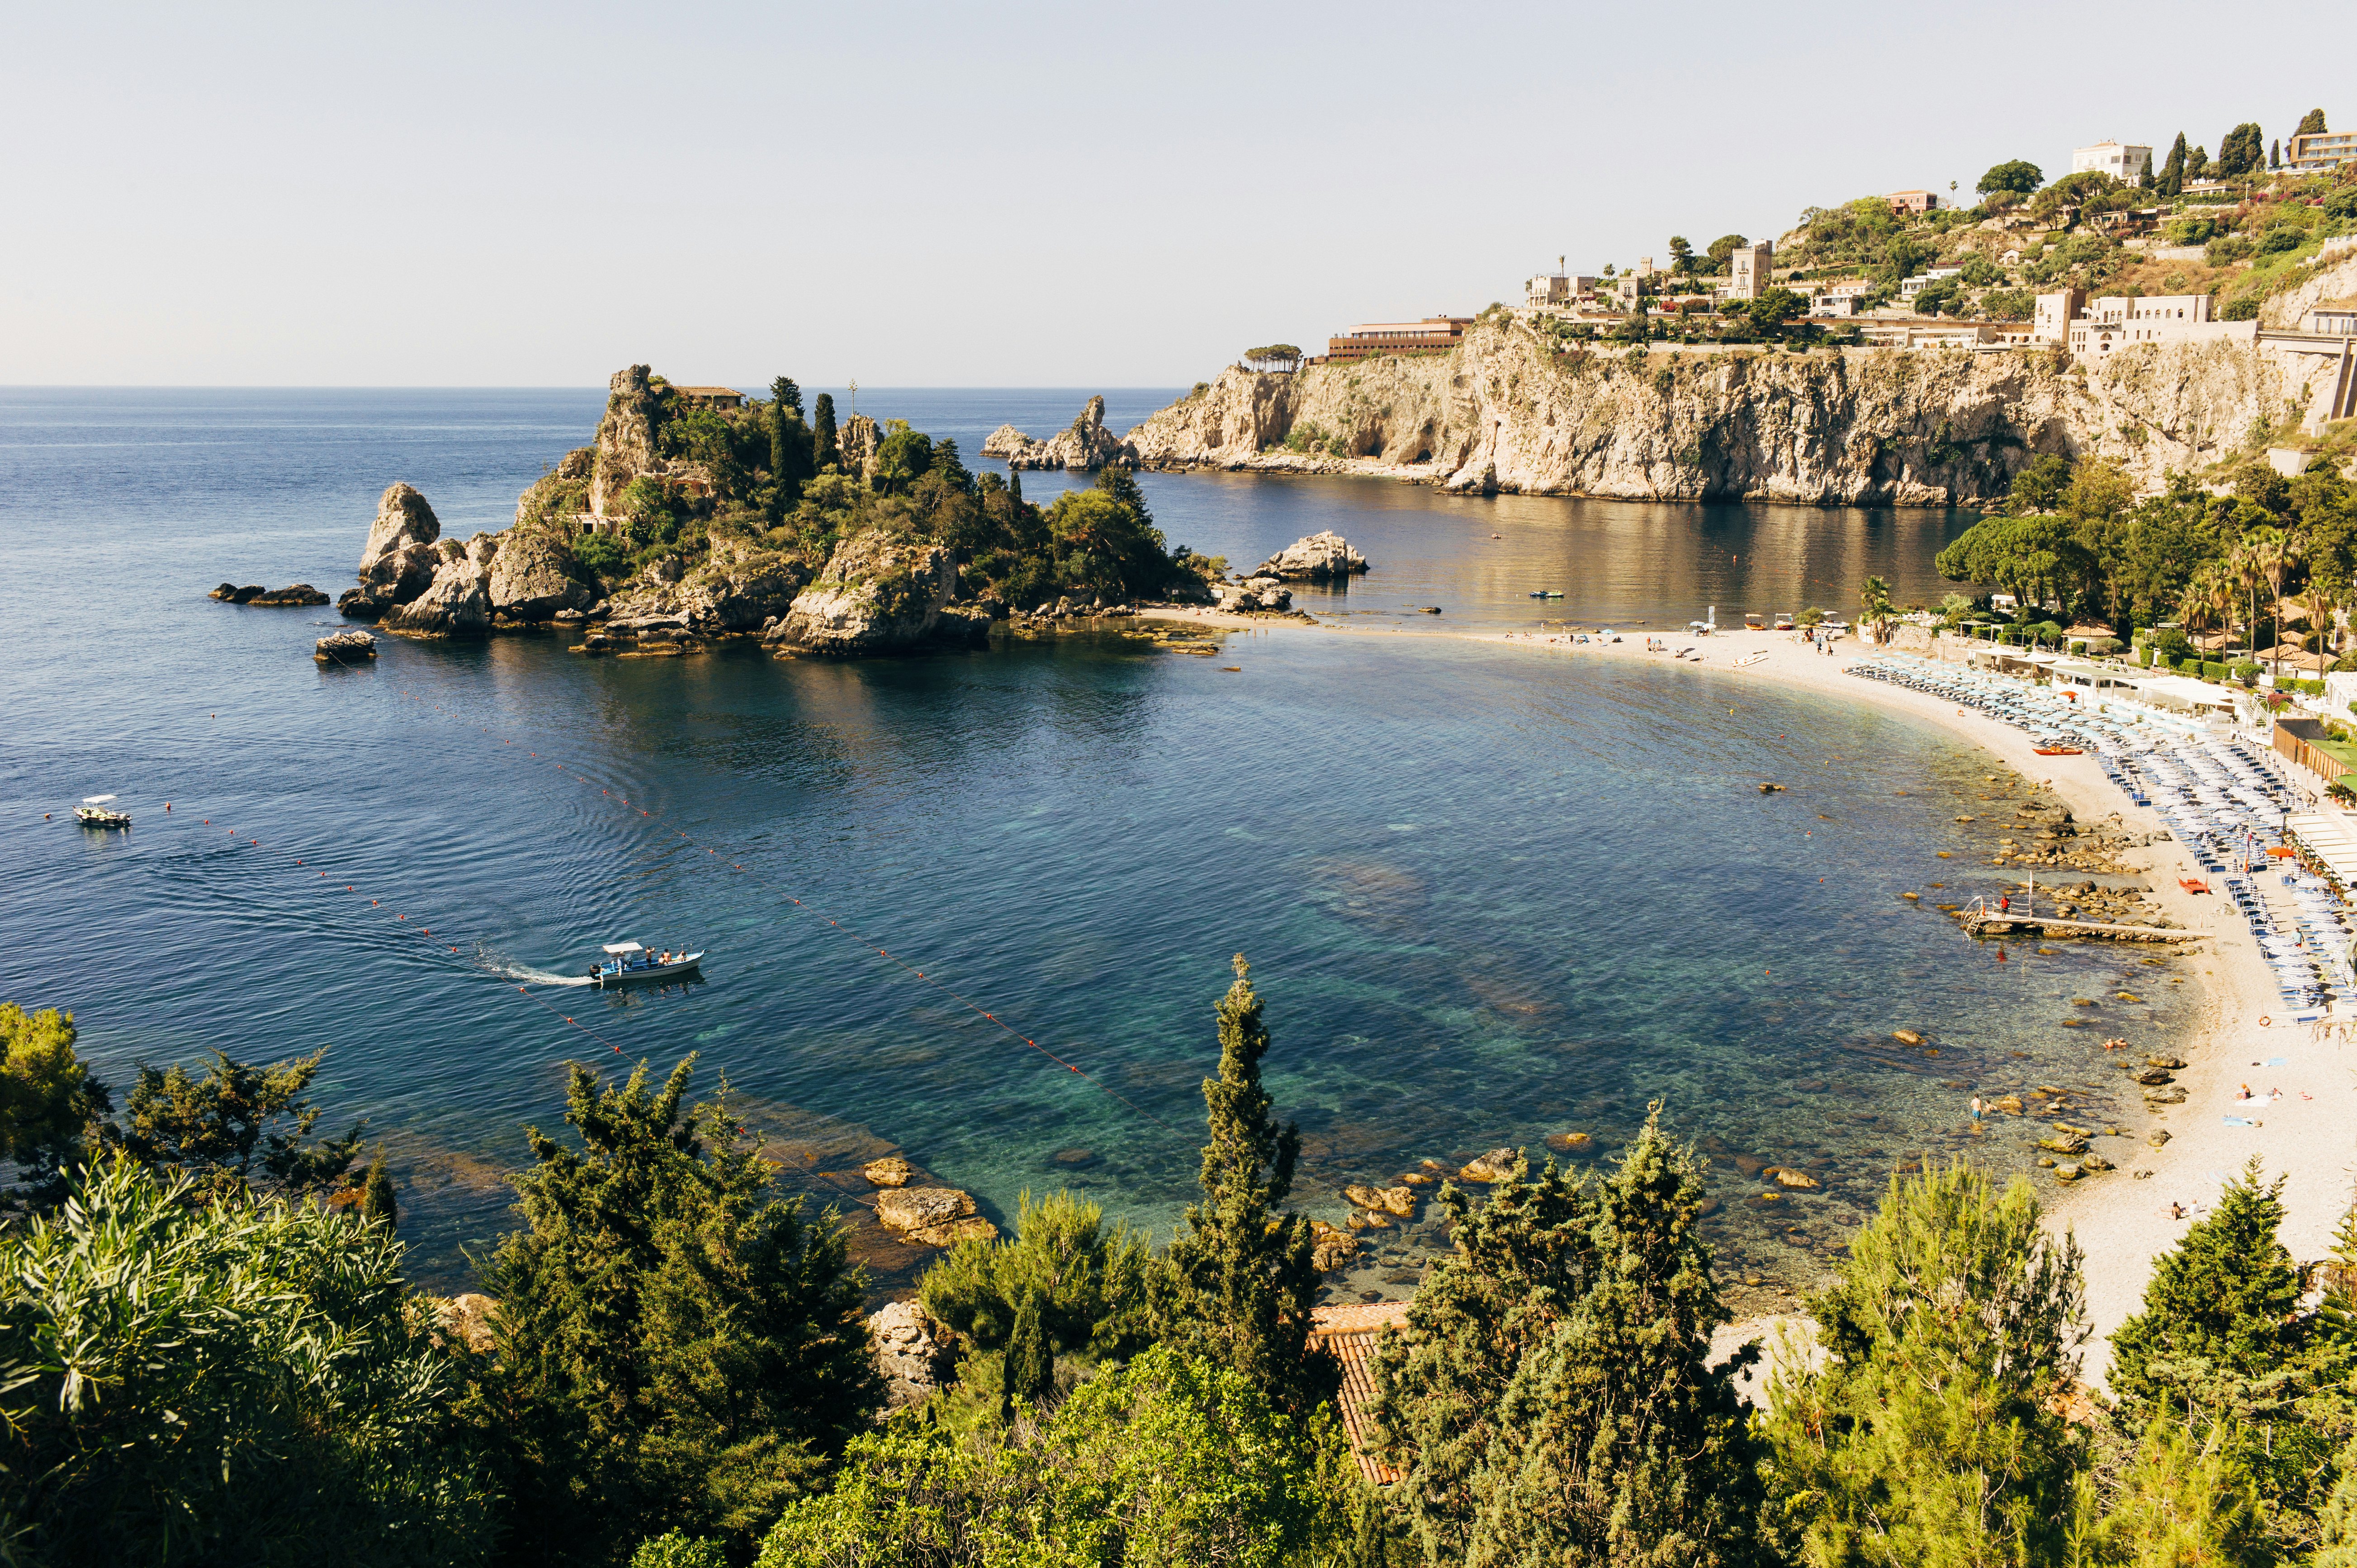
[0,389,2184,1304]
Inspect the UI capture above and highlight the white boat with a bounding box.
[587,940,704,988]
[74,794,131,828]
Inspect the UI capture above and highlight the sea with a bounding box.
[0,387,2188,1306]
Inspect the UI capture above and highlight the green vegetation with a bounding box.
[1937,453,2357,668]
[28,955,2357,1566]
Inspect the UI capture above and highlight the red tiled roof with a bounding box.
[1310,1301,1411,1484]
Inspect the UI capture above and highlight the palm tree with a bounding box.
[2228,532,2269,665]
[1859,576,1894,643]
[2247,527,2303,682]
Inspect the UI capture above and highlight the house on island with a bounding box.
[670,385,745,411]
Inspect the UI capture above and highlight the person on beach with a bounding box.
[1969,1096,1983,1124]
[2236,1083,2253,1100]
[2171,1202,2185,1219]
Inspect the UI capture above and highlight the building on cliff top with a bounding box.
[1888,189,1945,216]
[2071,141,2153,183]
[1324,317,1473,362]
[671,385,745,411]
[1726,240,1774,301]
[2287,131,2357,172]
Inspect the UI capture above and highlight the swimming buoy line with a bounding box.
[387,688,1184,1138]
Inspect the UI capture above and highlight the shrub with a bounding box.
[2207,234,2254,266]
[2233,660,2262,685]
[2222,294,2263,321]
[2201,660,2230,681]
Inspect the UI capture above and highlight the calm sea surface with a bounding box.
[0,387,2185,1304]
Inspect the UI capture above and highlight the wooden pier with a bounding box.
[1955,911,2204,943]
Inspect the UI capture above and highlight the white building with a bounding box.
[2034,288,2257,361]
[1727,240,1774,302]
[1898,267,1964,298]
[2071,141,2152,183]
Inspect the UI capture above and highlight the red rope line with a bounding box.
[391,688,1184,1136]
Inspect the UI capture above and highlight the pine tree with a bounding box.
[1148,956,1335,1418]
[1370,1147,1600,1562]
[1760,1162,2086,1567]
[2110,1157,2302,1424]
[2299,109,2329,137]
[811,392,840,473]
[359,1142,397,1231]
[767,375,802,419]
[477,1055,880,1565]
[1460,1108,1768,1568]
[2074,1417,2264,1567]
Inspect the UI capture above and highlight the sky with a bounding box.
[3,0,2348,387]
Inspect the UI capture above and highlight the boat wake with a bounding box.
[474,945,595,987]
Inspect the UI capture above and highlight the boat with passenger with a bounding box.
[587,940,704,988]
[74,795,131,828]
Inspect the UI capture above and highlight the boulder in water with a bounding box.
[381,552,492,638]
[1255,530,1370,580]
[345,483,444,620]
[990,396,1139,471]
[314,630,378,664]
[1457,1148,1520,1183]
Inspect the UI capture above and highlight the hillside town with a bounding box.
[1313,124,2357,439]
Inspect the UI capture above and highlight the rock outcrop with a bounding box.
[1123,317,2305,504]
[874,1186,998,1247]
[590,366,663,519]
[486,532,597,621]
[215,582,330,606]
[341,483,444,619]
[314,629,377,664]
[1256,532,1369,580]
[382,537,496,637]
[1211,577,1292,613]
[868,1299,952,1413]
[988,396,1139,471]
[768,529,973,655]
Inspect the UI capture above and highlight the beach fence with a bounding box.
[2275,717,2353,785]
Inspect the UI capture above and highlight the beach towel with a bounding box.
[2224,1116,2260,1127]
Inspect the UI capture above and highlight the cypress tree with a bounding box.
[1369,1148,1600,1562]
[1460,1108,1768,1568]
[1001,1293,1053,1406]
[1148,955,1335,1418]
[359,1143,397,1231]
[768,375,802,419]
[2299,109,2329,137]
[2161,133,2188,196]
[811,393,840,473]
[2272,139,2282,171]
[1760,1162,2086,1567]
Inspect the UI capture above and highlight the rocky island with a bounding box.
[335,366,1227,654]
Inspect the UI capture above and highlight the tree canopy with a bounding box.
[1977,159,2043,195]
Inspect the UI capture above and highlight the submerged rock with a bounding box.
[248,584,329,606]
[874,1186,997,1248]
[1457,1148,1520,1183]
[863,1156,914,1189]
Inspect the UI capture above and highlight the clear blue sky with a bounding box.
[4,0,2343,386]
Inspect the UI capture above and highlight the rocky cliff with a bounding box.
[983,396,1136,471]
[1125,317,2301,505]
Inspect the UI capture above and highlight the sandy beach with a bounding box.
[1144,607,2352,1384]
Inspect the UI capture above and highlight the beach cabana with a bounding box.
[2288,812,2357,885]
[2129,674,2238,716]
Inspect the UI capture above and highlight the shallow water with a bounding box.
[1,388,2187,1304]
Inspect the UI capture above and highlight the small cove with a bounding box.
[0,387,2194,1307]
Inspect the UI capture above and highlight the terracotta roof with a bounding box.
[671,385,742,397]
[1310,1301,1411,1483]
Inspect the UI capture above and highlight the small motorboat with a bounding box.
[1527,589,1565,599]
[74,795,131,828]
[587,940,704,988]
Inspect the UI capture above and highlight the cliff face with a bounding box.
[1126,319,2295,505]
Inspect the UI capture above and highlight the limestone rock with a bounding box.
[429,1292,499,1355]
[2143,1086,2188,1105]
[906,1216,999,1248]
[346,483,444,619]
[673,545,809,633]
[1211,577,1293,613]
[1772,1168,1820,1189]
[487,531,596,621]
[314,630,378,664]
[876,1186,976,1234]
[1256,531,1370,580]
[996,396,1139,472]
[381,553,492,638]
[1122,324,2308,505]
[771,529,958,655]
[1376,1185,1417,1217]
[867,1299,951,1414]
[1545,1130,1593,1153]
[1309,1220,1360,1273]
[591,366,662,519]
[863,1156,914,1188]
[1458,1148,1520,1183]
